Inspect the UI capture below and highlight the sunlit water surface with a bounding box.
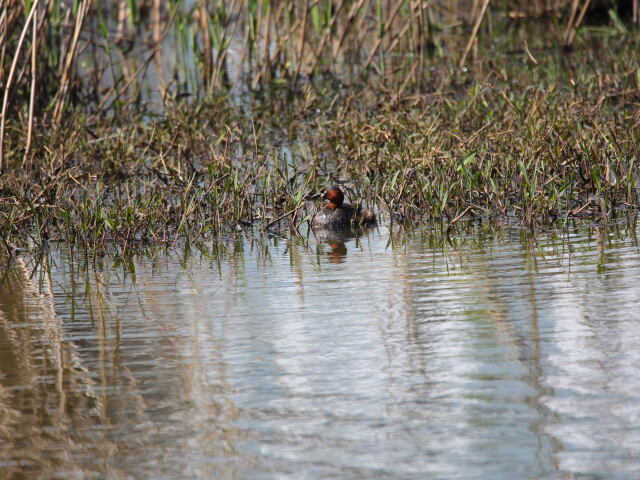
[2,224,640,479]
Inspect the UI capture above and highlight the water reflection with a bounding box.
[1,223,640,479]
[312,226,375,264]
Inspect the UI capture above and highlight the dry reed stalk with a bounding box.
[408,1,419,81]
[523,40,538,64]
[211,0,242,92]
[53,0,92,123]
[363,0,405,71]
[450,0,458,24]
[407,0,429,86]
[573,0,592,35]
[113,46,133,99]
[565,0,592,46]
[353,1,378,60]
[199,1,212,90]
[326,0,346,56]
[564,0,580,45]
[470,0,479,22]
[387,15,413,53]
[331,0,366,57]
[258,0,272,88]
[459,0,489,68]
[293,0,310,85]
[117,0,127,40]
[152,0,167,99]
[0,8,7,83]
[97,7,179,113]
[390,57,420,104]
[254,1,292,82]
[379,17,414,80]
[24,6,37,164]
[308,1,348,75]
[57,7,71,64]
[0,0,40,174]
[249,0,264,89]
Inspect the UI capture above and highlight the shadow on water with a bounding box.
[1,221,640,479]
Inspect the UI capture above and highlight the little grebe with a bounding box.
[311,186,376,229]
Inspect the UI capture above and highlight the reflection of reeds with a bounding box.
[0,252,107,476]
[1,247,251,476]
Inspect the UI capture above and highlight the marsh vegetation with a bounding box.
[2,4,640,478]
[0,0,639,253]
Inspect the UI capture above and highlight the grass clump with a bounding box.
[324,82,639,225]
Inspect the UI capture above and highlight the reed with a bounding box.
[0,0,638,252]
[1,1,635,137]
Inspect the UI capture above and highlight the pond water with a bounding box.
[1,223,640,479]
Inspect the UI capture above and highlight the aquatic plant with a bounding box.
[0,0,638,254]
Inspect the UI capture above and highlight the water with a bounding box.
[1,224,640,479]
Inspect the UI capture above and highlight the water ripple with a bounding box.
[1,226,640,478]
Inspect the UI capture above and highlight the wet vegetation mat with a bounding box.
[0,1,639,253]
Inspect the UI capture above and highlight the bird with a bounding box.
[311,186,376,229]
